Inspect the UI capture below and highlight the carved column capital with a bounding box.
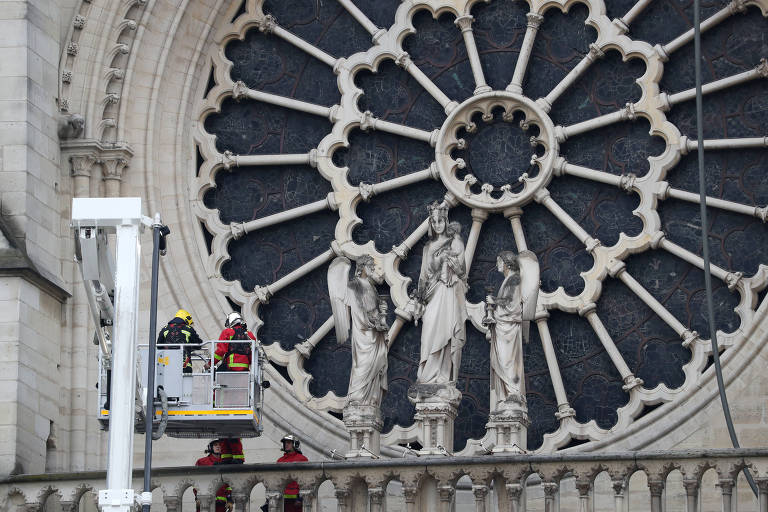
[101,157,128,181]
[575,479,592,497]
[298,489,314,511]
[506,482,523,500]
[717,478,735,494]
[402,484,418,503]
[454,15,474,31]
[437,485,455,502]
[59,501,77,512]
[648,479,664,497]
[232,81,249,100]
[368,487,384,505]
[542,482,559,498]
[70,154,97,177]
[682,478,699,496]
[163,496,180,512]
[334,489,350,511]
[526,12,544,28]
[611,478,626,496]
[196,494,213,512]
[258,14,277,34]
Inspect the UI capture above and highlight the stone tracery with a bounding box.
[194,0,768,453]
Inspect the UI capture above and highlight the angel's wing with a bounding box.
[328,256,352,344]
[518,250,540,322]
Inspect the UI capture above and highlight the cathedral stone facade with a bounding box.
[1,0,767,503]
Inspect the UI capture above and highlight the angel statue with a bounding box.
[482,250,540,409]
[328,255,389,407]
[413,201,468,387]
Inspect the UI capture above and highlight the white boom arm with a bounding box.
[72,197,152,512]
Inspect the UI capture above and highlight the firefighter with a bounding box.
[277,434,308,512]
[157,309,202,373]
[195,439,223,466]
[206,312,255,373]
[195,441,234,512]
[204,312,255,463]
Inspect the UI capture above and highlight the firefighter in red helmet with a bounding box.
[277,434,308,512]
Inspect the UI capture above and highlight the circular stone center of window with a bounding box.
[460,115,538,188]
[435,92,559,212]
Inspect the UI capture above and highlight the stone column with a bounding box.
[756,478,768,512]
[506,483,523,512]
[472,484,488,512]
[343,404,383,458]
[59,501,77,512]
[408,385,461,456]
[369,487,384,512]
[611,478,626,512]
[163,496,179,512]
[67,152,96,471]
[648,479,664,512]
[196,494,213,512]
[403,485,419,512]
[682,478,698,512]
[101,157,128,198]
[438,486,455,512]
[486,395,530,453]
[718,478,734,512]
[299,489,314,512]
[265,492,281,512]
[543,482,558,512]
[231,492,248,512]
[576,479,591,512]
[335,489,350,512]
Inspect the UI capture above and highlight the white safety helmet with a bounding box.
[280,433,301,452]
[225,312,244,328]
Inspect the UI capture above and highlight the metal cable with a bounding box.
[692,0,758,496]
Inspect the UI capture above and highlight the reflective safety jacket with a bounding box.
[158,317,203,371]
[214,326,255,371]
[194,455,232,512]
[194,453,222,466]
[276,451,308,498]
[214,483,233,512]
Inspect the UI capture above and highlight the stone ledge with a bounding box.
[0,216,70,303]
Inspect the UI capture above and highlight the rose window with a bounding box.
[195,0,768,452]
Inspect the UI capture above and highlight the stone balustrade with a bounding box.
[2,449,768,512]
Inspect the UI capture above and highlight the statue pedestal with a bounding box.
[408,383,462,456]
[343,404,383,458]
[486,394,530,453]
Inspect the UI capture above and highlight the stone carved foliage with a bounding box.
[194,0,768,454]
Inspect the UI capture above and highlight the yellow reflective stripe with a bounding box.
[227,363,249,368]
[232,455,244,459]
[105,409,255,416]
[214,353,223,361]
[283,494,297,499]
[154,409,254,416]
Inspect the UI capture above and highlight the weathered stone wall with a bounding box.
[0,277,65,476]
